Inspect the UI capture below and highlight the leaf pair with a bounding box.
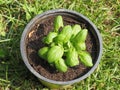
[54,25,72,45]
[38,45,67,72]
[71,29,93,67]
[38,46,64,63]
[72,29,88,51]
[78,51,93,67]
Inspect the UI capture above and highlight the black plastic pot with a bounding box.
[20,9,102,89]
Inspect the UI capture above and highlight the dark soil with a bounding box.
[26,15,97,81]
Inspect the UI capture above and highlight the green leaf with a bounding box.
[60,25,73,43]
[53,34,65,45]
[72,29,88,43]
[78,51,93,67]
[47,46,64,63]
[74,42,86,51]
[65,48,79,67]
[71,24,81,39]
[50,42,56,47]
[38,47,49,60]
[54,15,64,32]
[43,32,57,44]
[55,58,68,72]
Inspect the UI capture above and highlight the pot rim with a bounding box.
[20,9,102,85]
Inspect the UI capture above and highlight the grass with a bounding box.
[0,0,120,90]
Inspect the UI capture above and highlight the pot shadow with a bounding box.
[0,53,45,89]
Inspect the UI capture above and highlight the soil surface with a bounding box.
[26,15,97,81]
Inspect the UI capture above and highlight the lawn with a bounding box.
[0,0,120,90]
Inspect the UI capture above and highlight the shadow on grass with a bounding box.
[0,29,45,90]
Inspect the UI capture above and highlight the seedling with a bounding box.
[38,15,93,72]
